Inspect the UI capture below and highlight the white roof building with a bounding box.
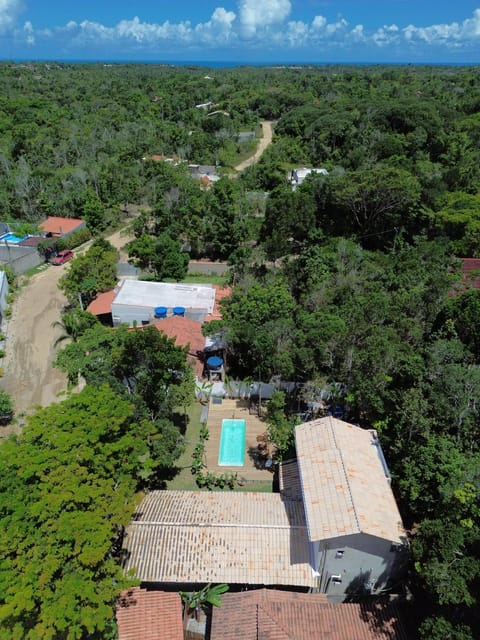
[111,279,216,326]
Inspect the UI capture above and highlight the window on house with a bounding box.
[335,549,345,559]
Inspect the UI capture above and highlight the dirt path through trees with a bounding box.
[234,121,274,172]
[0,225,134,427]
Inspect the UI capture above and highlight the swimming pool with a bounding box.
[218,418,246,466]
[0,232,27,244]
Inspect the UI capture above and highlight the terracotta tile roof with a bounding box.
[39,216,85,236]
[86,289,116,315]
[295,418,405,544]
[460,258,480,290]
[122,490,314,587]
[116,588,183,640]
[211,285,232,320]
[153,316,205,355]
[210,589,409,640]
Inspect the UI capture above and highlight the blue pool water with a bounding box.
[0,232,26,244]
[218,418,246,466]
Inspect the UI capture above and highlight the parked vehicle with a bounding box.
[51,249,74,265]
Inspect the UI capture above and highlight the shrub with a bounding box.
[0,388,13,422]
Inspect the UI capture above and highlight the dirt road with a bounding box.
[0,225,134,426]
[234,121,274,172]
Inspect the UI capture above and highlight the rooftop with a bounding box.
[210,589,409,640]
[116,588,183,640]
[153,315,205,355]
[460,258,480,290]
[86,289,116,316]
[122,490,314,587]
[112,279,216,314]
[211,284,232,320]
[295,417,405,544]
[39,216,85,236]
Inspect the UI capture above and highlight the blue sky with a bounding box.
[1,0,479,63]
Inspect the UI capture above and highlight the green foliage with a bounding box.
[0,385,142,639]
[180,583,229,613]
[266,391,295,461]
[58,238,118,307]
[127,232,189,281]
[0,388,13,421]
[190,425,236,490]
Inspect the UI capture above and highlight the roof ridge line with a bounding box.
[130,521,307,529]
[329,417,362,533]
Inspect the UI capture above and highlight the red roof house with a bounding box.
[460,258,480,290]
[39,216,86,238]
[116,588,183,640]
[154,315,205,377]
[86,289,116,316]
[210,589,409,640]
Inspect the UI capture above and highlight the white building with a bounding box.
[290,167,328,190]
[111,279,216,326]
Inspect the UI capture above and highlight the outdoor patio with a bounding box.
[204,398,274,482]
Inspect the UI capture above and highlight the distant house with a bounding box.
[188,164,220,184]
[116,588,183,640]
[459,258,480,291]
[290,167,328,190]
[122,417,407,598]
[39,216,86,238]
[236,131,256,143]
[210,589,409,640]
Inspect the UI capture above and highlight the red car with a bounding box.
[51,249,74,265]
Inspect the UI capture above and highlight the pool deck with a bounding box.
[204,398,273,482]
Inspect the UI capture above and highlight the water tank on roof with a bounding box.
[173,306,185,317]
[154,306,167,319]
[206,356,223,370]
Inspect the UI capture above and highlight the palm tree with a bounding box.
[52,309,98,348]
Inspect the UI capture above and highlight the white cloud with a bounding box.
[372,24,400,47]
[238,0,291,38]
[0,0,21,33]
[402,8,480,48]
[3,4,480,57]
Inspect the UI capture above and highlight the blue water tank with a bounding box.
[173,306,185,317]
[207,356,223,370]
[154,306,167,319]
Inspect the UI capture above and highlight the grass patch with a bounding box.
[167,401,204,491]
[182,272,228,286]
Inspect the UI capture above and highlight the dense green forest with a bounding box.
[0,62,480,638]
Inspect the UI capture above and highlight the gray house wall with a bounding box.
[0,245,43,274]
[312,533,407,602]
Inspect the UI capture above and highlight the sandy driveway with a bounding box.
[0,133,272,427]
[0,225,133,427]
[234,121,274,172]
